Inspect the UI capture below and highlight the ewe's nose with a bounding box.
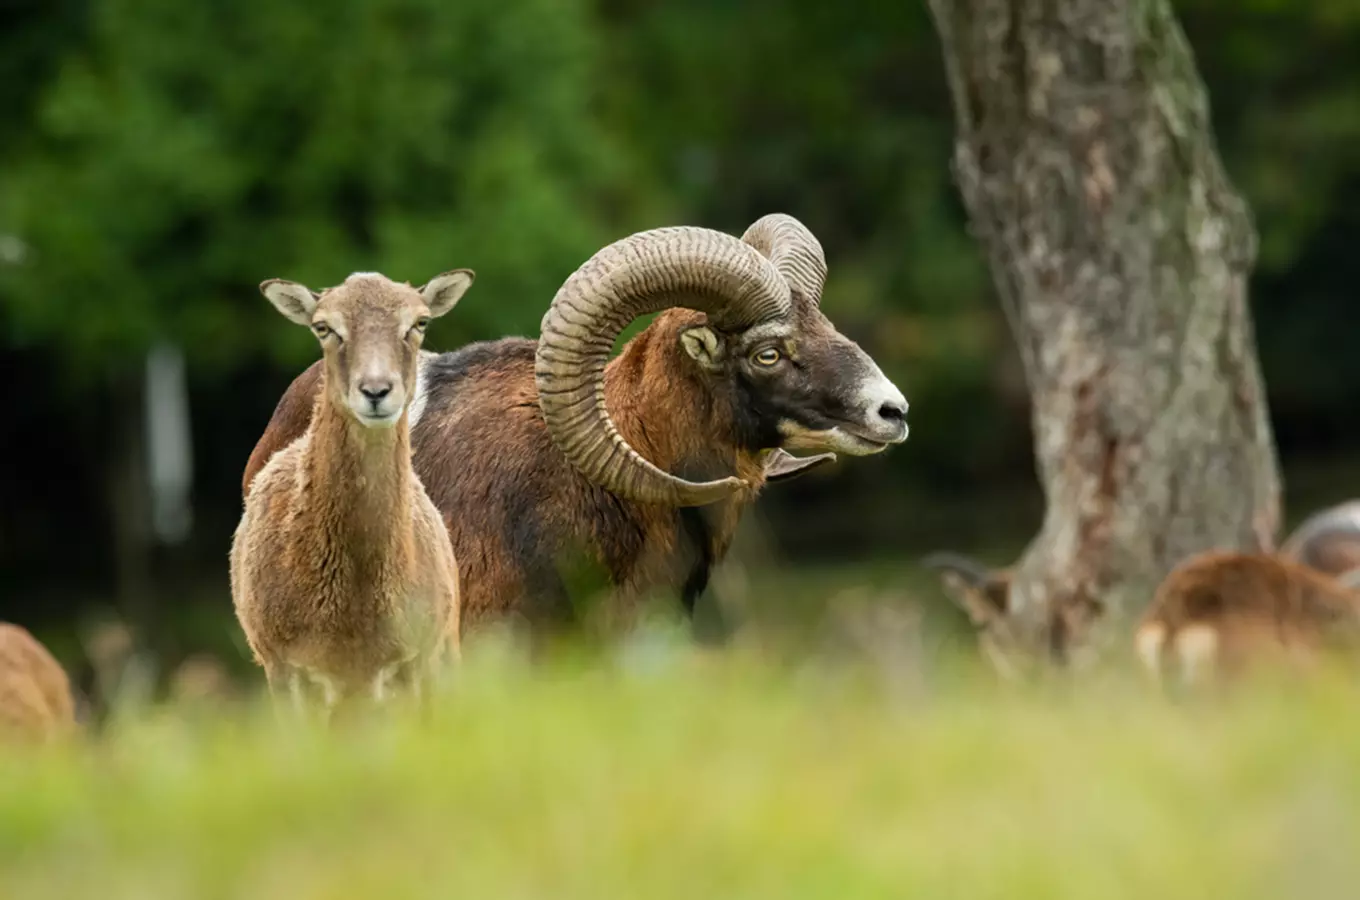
[359,380,393,404]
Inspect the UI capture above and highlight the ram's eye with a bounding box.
[752,348,782,367]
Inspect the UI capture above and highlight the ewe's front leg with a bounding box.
[260,658,307,726]
[389,654,442,723]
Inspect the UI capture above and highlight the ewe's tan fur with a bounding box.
[1136,551,1360,686]
[230,271,467,712]
[0,623,76,743]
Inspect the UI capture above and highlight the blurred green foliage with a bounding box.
[0,0,647,375]
[3,0,1358,447]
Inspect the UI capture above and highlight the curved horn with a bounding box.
[740,213,828,305]
[536,225,792,507]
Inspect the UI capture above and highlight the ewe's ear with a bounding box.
[260,279,320,326]
[763,448,837,483]
[680,325,726,372]
[420,269,475,318]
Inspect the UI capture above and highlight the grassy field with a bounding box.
[4,630,1360,900]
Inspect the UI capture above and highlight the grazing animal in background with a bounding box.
[920,552,1049,680]
[923,545,1360,684]
[170,654,236,706]
[242,215,910,640]
[230,270,467,716]
[1279,500,1360,578]
[0,623,77,743]
[1134,551,1360,686]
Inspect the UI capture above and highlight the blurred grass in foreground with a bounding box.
[3,631,1360,900]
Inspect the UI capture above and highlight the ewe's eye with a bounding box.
[752,347,782,367]
[312,322,333,340]
[410,317,430,337]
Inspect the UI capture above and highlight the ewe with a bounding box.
[230,270,468,715]
[1135,551,1360,686]
[923,548,1360,685]
[0,623,76,743]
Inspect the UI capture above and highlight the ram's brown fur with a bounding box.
[0,623,76,743]
[231,273,461,709]
[1135,551,1360,685]
[245,312,769,634]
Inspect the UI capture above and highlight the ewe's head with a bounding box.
[261,270,473,428]
[922,552,1105,681]
[535,214,909,506]
[921,552,1028,680]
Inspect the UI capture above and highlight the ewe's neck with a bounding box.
[305,386,413,554]
[603,314,765,491]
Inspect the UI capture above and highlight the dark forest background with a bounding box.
[2,0,1357,677]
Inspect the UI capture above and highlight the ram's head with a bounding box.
[535,214,909,506]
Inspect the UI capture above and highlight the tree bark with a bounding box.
[927,0,1281,664]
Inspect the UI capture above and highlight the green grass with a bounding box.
[4,632,1360,900]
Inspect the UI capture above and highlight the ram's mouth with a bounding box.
[838,417,909,447]
[836,430,891,454]
[778,420,905,456]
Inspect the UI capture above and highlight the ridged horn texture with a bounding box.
[740,213,828,305]
[536,225,792,507]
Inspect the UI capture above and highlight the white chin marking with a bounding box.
[354,409,402,428]
[778,422,889,457]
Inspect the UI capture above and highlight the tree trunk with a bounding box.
[927,0,1281,665]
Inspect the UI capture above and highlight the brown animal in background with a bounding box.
[1279,500,1360,577]
[170,654,235,706]
[0,623,76,743]
[242,216,910,639]
[920,552,1013,630]
[921,550,1106,679]
[1135,551,1360,685]
[231,270,467,715]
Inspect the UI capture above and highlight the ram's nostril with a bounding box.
[877,401,906,423]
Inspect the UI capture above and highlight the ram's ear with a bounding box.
[763,448,837,483]
[261,279,320,326]
[420,268,475,318]
[679,324,726,372]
